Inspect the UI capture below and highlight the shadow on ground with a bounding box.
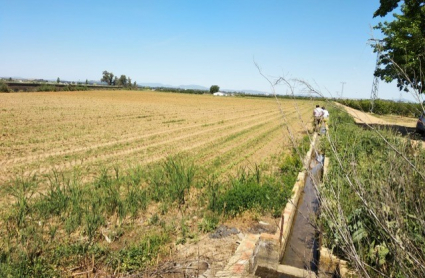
[357,123,425,141]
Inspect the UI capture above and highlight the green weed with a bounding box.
[320,107,425,276]
[210,165,292,217]
[114,232,169,272]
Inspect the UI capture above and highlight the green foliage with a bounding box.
[149,213,160,225]
[115,233,169,272]
[0,81,11,92]
[0,149,307,275]
[373,1,425,93]
[206,136,307,218]
[6,176,38,231]
[1,166,156,275]
[101,70,114,85]
[101,70,136,88]
[209,85,220,94]
[320,106,425,276]
[0,253,60,278]
[198,212,219,233]
[337,98,421,117]
[280,153,302,184]
[148,156,196,207]
[211,165,292,217]
[34,84,89,92]
[61,84,88,91]
[203,174,221,214]
[37,84,56,92]
[373,0,401,17]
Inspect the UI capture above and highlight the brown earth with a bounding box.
[336,103,422,142]
[0,90,314,186]
[153,103,422,278]
[4,95,418,276]
[171,103,420,278]
[338,103,417,127]
[0,90,317,276]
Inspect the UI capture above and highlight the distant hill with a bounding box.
[2,77,272,95]
[178,84,208,90]
[394,97,416,103]
[138,82,175,88]
[137,83,208,91]
[235,89,268,95]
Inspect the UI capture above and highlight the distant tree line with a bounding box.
[0,80,11,92]
[150,87,207,94]
[337,98,422,117]
[36,84,89,92]
[101,71,137,88]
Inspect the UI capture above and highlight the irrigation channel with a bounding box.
[280,155,322,277]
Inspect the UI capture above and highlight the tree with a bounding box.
[101,71,136,88]
[373,0,425,93]
[0,81,11,92]
[120,75,128,86]
[374,0,401,17]
[210,85,220,94]
[57,77,60,84]
[374,0,424,17]
[101,71,114,85]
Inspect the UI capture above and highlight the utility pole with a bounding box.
[368,39,383,112]
[370,50,380,112]
[341,82,346,97]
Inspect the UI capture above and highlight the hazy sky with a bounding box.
[0,0,420,101]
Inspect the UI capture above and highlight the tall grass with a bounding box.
[148,156,196,208]
[250,69,425,276]
[319,107,425,277]
[0,147,306,276]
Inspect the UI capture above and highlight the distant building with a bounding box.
[213,92,227,96]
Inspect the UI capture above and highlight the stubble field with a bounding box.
[0,90,318,276]
[1,90,313,185]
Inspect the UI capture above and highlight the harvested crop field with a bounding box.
[1,90,313,185]
[0,90,318,276]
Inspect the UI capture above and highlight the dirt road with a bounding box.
[338,103,425,149]
[337,103,417,127]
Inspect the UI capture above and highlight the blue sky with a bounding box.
[0,0,419,101]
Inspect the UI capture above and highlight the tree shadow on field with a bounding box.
[357,123,425,141]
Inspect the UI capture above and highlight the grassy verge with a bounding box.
[0,138,309,277]
[319,107,425,277]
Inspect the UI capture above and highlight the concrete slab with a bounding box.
[277,264,317,278]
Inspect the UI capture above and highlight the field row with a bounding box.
[0,91,314,184]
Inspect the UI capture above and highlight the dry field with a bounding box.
[0,90,313,185]
[0,90,318,276]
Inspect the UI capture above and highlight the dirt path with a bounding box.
[337,103,417,127]
[336,103,391,125]
[338,103,425,150]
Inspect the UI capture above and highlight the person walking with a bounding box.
[321,107,329,131]
[313,105,323,132]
